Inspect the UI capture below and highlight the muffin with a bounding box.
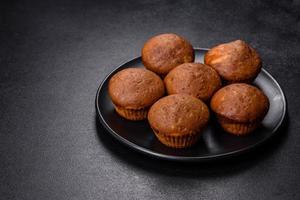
[142,33,194,76]
[204,40,262,83]
[148,94,209,148]
[164,63,221,101]
[108,68,165,120]
[210,83,269,135]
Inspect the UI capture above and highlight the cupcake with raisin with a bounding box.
[148,94,209,148]
[164,63,221,102]
[210,83,269,135]
[204,40,262,83]
[142,33,194,76]
[108,68,165,120]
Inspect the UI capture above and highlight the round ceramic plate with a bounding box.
[95,48,286,161]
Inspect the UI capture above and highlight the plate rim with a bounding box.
[95,48,287,162]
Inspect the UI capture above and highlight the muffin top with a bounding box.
[204,40,261,82]
[148,94,209,136]
[108,68,165,109]
[164,63,221,101]
[210,83,269,123]
[142,33,194,75]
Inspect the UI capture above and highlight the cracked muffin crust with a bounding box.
[204,40,261,83]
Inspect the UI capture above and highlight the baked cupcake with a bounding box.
[164,63,221,101]
[204,40,262,83]
[210,83,269,135]
[148,94,209,148]
[108,68,165,120]
[142,33,194,76]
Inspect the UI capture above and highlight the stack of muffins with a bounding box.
[108,33,269,149]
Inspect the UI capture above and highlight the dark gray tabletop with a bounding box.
[1,0,299,199]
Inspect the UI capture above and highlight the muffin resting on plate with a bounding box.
[204,40,261,83]
[164,63,221,101]
[148,94,209,148]
[142,33,194,76]
[210,83,269,135]
[108,68,165,120]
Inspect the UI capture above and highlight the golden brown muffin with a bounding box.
[164,63,221,101]
[142,33,194,76]
[108,68,165,120]
[210,83,269,135]
[148,94,209,148]
[204,40,262,83]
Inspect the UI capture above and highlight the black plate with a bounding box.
[95,48,286,161]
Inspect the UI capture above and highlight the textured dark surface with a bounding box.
[0,0,300,199]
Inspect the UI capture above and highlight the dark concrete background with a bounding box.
[1,0,300,199]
